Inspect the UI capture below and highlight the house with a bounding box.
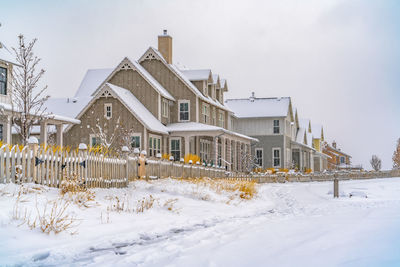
[226,93,328,172]
[322,141,360,170]
[46,31,256,172]
[225,93,295,170]
[0,40,79,145]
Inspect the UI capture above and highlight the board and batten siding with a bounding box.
[64,97,145,149]
[234,117,286,136]
[109,69,160,120]
[140,60,197,123]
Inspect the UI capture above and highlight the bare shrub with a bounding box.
[136,195,156,213]
[163,198,179,212]
[60,173,86,195]
[370,155,382,171]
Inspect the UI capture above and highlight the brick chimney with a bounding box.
[158,30,172,64]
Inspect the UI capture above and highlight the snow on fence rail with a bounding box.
[0,143,226,188]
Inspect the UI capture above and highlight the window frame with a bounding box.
[255,148,263,168]
[218,111,225,128]
[89,134,101,147]
[170,137,181,161]
[272,147,281,168]
[162,99,169,118]
[273,119,280,134]
[149,134,162,157]
[340,156,345,164]
[104,103,112,119]
[130,133,141,150]
[178,100,190,122]
[0,67,7,95]
[202,103,210,124]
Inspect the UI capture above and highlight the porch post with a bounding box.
[4,116,12,144]
[56,124,63,147]
[221,136,226,169]
[226,138,231,171]
[214,136,218,167]
[184,135,190,157]
[232,140,236,171]
[40,121,48,146]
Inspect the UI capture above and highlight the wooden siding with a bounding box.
[109,69,159,119]
[140,59,197,123]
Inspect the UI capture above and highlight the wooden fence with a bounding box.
[0,144,226,188]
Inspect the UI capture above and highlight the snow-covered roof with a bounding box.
[299,118,311,130]
[74,68,113,98]
[220,79,226,88]
[139,47,231,112]
[44,97,92,120]
[312,124,323,139]
[296,128,306,144]
[225,97,290,118]
[166,122,258,142]
[181,69,211,81]
[0,42,21,66]
[212,74,219,85]
[103,83,169,135]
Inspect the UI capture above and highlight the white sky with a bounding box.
[1,0,399,169]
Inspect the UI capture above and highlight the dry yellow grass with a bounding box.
[175,177,257,200]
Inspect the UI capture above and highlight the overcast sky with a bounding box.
[1,0,399,169]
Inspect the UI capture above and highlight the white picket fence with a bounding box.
[0,144,227,188]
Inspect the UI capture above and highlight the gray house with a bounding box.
[225,94,295,169]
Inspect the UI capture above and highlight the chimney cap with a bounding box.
[163,29,167,35]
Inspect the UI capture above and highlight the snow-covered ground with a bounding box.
[1,178,400,266]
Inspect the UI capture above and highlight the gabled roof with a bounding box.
[311,124,323,139]
[220,79,228,92]
[91,57,175,101]
[225,97,291,118]
[212,74,220,86]
[104,83,168,134]
[295,128,306,144]
[74,68,114,98]
[299,118,312,133]
[181,69,211,81]
[139,47,231,112]
[0,42,21,66]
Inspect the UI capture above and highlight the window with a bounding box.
[218,112,225,128]
[90,134,101,147]
[340,156,345,164]
[273,148,281,167]
[273,119,280,134]
[149,135,161,157]
[212,107,216,125]
[0,124,3,140]
[255,148,263,167]
[200,139,212,163]
[0,67,7,95]
[170,138,181,161]
[162,99,169,118]
[104,103,112,119]
[202,104,209,124]
[131,134,141,150]
[179,100,189,121]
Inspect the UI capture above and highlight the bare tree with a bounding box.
[11,35,49,144]
[91,117,122,149]
[393,138,400,169]
[370,155,382,171]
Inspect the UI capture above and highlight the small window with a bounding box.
[340,156,345,164]
[273,120,280,134]
[162,99,169,118]
[202,104,209,124]
[131,135,141,149]
[104,103,112,119]
[90,135,101,147]
[170,138,181,161]
[0,124,3,140]
[179,100,189,121]
[0,67,7,95]
[255,148,263,167]
[218,112,225,128]
[273,148,281,167]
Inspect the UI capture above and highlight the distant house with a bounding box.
[322,141,360,170]
[45,31,256,172]
[0,41,78,145]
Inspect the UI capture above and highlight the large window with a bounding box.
[179,100,189,121]
[149,135,161,157]
[0,124,3,140]
[255,148,263,167]
[170,138,181,161]
[104,103,112,119]
[131,134,141,150]
[0,67,7,95]
[200,139,212,162]
[202,104,209,123]
[273,148,281,167]
[273,119,280,134]
[162,99,169,118]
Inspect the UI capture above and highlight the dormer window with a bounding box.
[0,67,7,95]
[178,100,189,121]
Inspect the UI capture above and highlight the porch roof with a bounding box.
[166,122,258,142]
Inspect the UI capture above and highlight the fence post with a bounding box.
[157,153,162,179]
[169,156,174,178]
[79,143,88,187]
[334,174,339,198]
[28,137,39,184]
[180,158,184,178]
[122,146,130,186]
